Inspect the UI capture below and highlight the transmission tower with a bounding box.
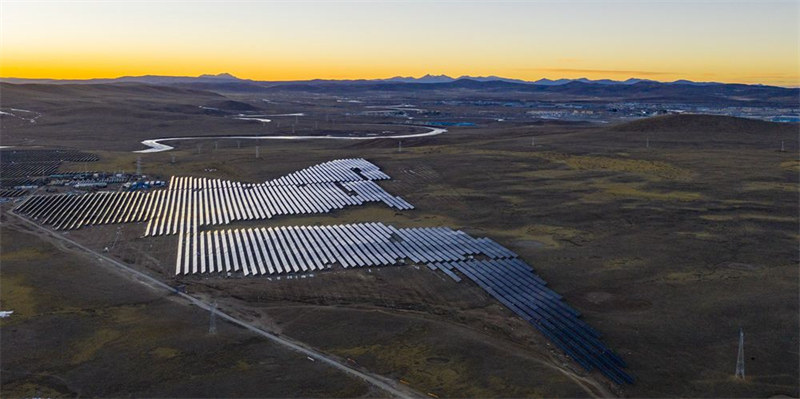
[735,327,745,379]
[110,226,122,250]
[209,301,218,335]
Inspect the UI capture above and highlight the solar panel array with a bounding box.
[0,149,99,163]
[176,221,632,384]
[437,258,634,385]
[0,188,29,198]
[265,158,390,186]
[174,223,513,275]
[0,149,99,183]
[11,156,634,385]
[143,175,411,237]
[15,191,150,230]
[0,161,61,179]
[14,159,413,234]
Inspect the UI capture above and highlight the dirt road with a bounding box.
[7,210,421,399]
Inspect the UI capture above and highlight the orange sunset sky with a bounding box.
[1,1,798,86]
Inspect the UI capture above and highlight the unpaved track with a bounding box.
[5,210,420,399]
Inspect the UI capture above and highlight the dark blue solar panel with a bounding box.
[435,257,633,384]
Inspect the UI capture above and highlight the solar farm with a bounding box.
[0,149,98,182]
[3,77,798,398]
[11,157,633,385]
[16,159,412,234]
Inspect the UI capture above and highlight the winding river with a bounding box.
[133,125,447,153]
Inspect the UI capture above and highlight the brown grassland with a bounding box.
[1,84,798,398]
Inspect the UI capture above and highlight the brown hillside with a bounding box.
[609,113,797,135]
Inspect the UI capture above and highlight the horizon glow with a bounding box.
[1,1,798,86]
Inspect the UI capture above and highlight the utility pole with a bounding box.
[237,140,241,149]
[735,328,745,379]
[646,137,650,149]
[136,156,142,176]
[110,226,122,249]
[398,141,402,153]
[255,146,260,159]
[209,301,218,335]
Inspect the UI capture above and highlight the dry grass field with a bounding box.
[1,84,797,398]
[0,220,377,398]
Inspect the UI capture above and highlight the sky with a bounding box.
[1,1,798,86]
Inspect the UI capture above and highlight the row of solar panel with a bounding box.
[265,158,390,186]
[0,149,99,164]
[0,162,61,178]
[174,223,516,276]
[0,189,30,198]
[13,159,412,234]
[433,258,634,385]
[14,191,150,230]
[142,176,411,237]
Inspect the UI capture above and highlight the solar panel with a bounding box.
[167,222,633,384]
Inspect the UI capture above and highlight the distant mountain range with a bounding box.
[1,73,797,107]
[0,73,247,85]
[0,72,753,87]
[380,74,700,86]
